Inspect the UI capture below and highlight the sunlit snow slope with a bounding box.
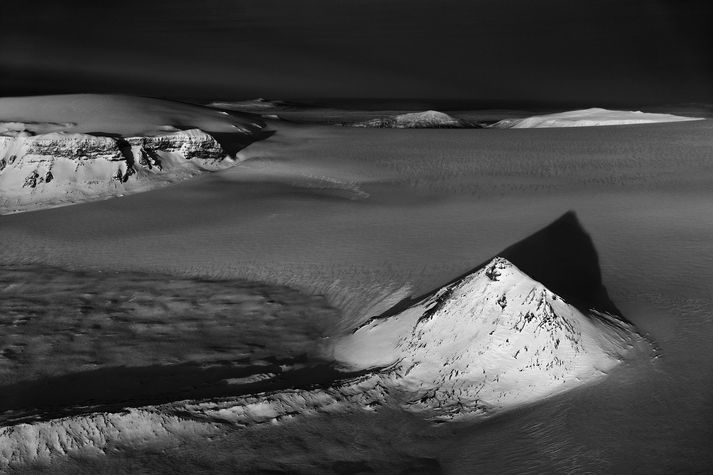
[333,257,637,417]
[491,107,702,128]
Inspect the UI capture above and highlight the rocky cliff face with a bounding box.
[0,128,233,213]
[126,129,225,160]
[24,133,125,161]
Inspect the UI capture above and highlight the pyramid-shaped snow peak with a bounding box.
[333,257,639,417]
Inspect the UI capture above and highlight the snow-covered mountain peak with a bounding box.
[397,110,455,122]
[333,256,636,416]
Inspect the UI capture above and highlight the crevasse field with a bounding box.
[1,109,712,472]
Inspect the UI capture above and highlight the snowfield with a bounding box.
[1,96,710,472]
[0,257,643,469]
[491,107,702,128]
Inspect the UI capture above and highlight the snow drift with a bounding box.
[491,107,702,128]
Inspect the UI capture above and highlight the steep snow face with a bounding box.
[352,110,463,128]
[0,129,231,213]
[333,257,637,416]
[491,108,702,128]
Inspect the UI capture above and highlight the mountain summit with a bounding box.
[0,94,266,213]
[332,257,637,418]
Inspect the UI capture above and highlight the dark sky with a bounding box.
[1,0,711,106]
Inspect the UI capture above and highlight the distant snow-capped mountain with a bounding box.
[0,256,644,467]
[350,110,465,128]
[491,107,702,128]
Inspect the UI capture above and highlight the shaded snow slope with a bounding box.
[495,210,621,316]
[350,110,464,128]
[0,95,268,213]
[491,107,702,128]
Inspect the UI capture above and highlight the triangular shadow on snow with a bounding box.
[373,211,623,324]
